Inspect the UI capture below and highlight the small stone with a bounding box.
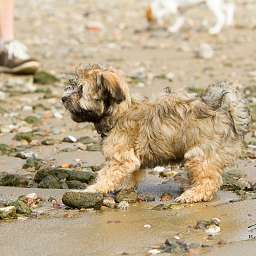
[15,151,38,159]
[78,136,97,144]
[0,144,16,156]
[66,180,87,189]
[117,201,129,210]
[67,168,96,183]
[63,135,77,143]
[206,224,221,236]
[196,43,214,59]
[147,249,161,255]
[0,91,7,100]
[86,144,101,151]
[144,224,151,229]
[53,111,63,119]
[116,190,138,203]
[0,206,17,219]
[160,192,173,202]
[165,72,175,81]
[41,138,56,145]
[8,200,32,216]
[24,116,40,125]
[25,193,38,200]
[22,158,44,170]
[222,169,251,191]
[62,191,103,209]
[33,70,59,85]
[139,194,155,202]
[14,131,38,143]
[153,166,165,173]
[0,172,29,187]
[38,175,62,189]
[22,106,33,112]
[103,197,116,208]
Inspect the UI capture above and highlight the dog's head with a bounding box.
[62,64,129,123]
[145,5,156,24]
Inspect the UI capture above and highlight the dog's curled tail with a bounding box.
[201,81,251,136]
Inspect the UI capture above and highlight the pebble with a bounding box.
[144,224,152,229]
[153,166,165,173]
[8,199,32,215]
[196,43,214,59]
[63,135,77,143]
[0,91,7,100]
[206,224,221,236]
[25,193,38,200]
[22,105,33,112]
[117,201,129,210]
[116,190,138,203]
[165,72,175,81]
[103,197,116,209]
[15,151,38,160]
[0,206,17,219]
[147,249,161,255]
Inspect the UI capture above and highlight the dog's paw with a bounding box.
[168,26,180,33]
[208,27,221,35]
[175,188,212,203]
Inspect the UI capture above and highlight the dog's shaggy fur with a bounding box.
[62,65,250,203]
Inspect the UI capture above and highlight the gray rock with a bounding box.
[222,169,252,191]
[116,190,138,203]
[63,135,77,143]
[41,138,56,145]
[78,136,97,144]
[8,200,32,216]
[34,168,69,182]
[86,144,101,151]
[0,206,17,219]
[66,180,87,189]
[35,167,96,184]
[15,151,38,159]
[38,175,62,189]
[62,192,103,209]
[66,168,96,183]
[0,172,30,187]
[195,43,214,59]
[103,197,116,208]
[22,158,45,170]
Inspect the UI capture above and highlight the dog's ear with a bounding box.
[98,71,126,104]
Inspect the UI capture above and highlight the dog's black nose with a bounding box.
[62,96,68,103]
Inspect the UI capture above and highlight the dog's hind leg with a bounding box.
[168,15,185,33]
[207,0,225,34]
[223,2,235,26]
[175,145,224,203]
[119,169,145,191]
[84,148,141,194]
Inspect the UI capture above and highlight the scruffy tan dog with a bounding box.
[62,64,250,203]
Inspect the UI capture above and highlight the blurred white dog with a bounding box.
[146,0,235,34]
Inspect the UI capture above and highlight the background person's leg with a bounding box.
[0,0,40,74]
[0,0,14,42]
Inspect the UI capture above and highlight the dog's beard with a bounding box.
[71,110,101,123]
[63,98,102,123]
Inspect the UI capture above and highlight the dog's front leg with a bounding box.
[84,149,141,194]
